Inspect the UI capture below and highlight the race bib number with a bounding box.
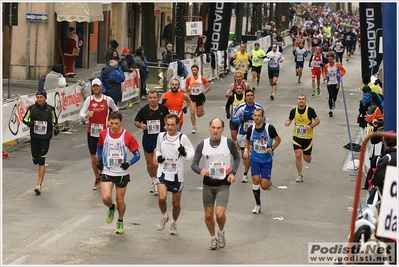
[108,149,123,167]
[270,60,277,67]
[209,162,226,180]
[329,71,336,78]
[253,57,259,63]
[192,86,201,95]
[313,61,320,67]
[296,124,308,136]
[232,104,239,114]
[254,139,268,153]
[243,120,254,132]
[297,55,303,61]
[169,110,179,115]
[90,123,104,137]
[162,158,177,174]
[147,120,161,134]
[34,121,47,135]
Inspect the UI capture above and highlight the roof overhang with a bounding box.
[55,3,104,22]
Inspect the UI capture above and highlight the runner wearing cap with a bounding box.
[23,90,59,195]
[79,78,119,190]
[250,43,267,91]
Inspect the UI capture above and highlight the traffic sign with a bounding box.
[26,13,48,22]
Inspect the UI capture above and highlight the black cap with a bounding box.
[110,40,119,48]
[362,75,371,84]
[138,46,145,51]
[36,90,47,99]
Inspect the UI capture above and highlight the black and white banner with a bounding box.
[359,3,383,78]
[204,3,232,53]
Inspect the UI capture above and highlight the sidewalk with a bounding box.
[2,38,199,100]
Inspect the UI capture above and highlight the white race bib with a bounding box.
[162,158,178,174]
[147,120,161,134]
[90,123,103,137]
[243,120,254,132]
[209,162,226,180]
[296,124,308,136]
[34,121,47,135]
[253,139,268,153]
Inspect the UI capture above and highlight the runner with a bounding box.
[264,44,284,100]
[191,118,240,250]
[308,46,327,96]
[225,84,245,149]
[155,114,195,235]
[284,94,320,183]
[225,71,251,98]
[293,42,308,83]
[231,89,265,183]
[159,78,191,131]
[322,52,346,117]
[79,78,118,190]
[229,43,252,81]
[134,90,169,195]
[184,64,211,134]
[250,42,267,91]
[244,108,281,214]
[97,110,140,234]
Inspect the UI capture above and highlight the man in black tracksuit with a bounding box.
[23,90,59,195]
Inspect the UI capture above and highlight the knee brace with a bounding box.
[252,184,261,190]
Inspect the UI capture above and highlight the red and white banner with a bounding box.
[3,84,85,143]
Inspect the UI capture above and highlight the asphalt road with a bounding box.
[2,46,366,265]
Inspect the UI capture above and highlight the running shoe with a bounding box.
[115,221,123,234]
[346,57,349,62]
[170,222,177,235]
[317,88,321,95]
[34,184,42,195]
[312,91,315,96]
[252,205,261,214]
[92,178,101,190]
[298,78,301,83]
[218,232,226,248]
[191,126,197,134]
[157,215,169,231]
[150,182,155,193]
[270,93,274,101]
[106,204,116,224]
[329,111,333,117]
[295,175,304,183]
[241,174,248,183]
[209,237,218,250]
[256,80,259,86]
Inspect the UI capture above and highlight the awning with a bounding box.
[55,3,104,22]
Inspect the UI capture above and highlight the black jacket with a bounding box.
[23,102,58,140]
[372,147,397,187]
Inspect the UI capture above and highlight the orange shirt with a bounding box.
[163,90,186,121]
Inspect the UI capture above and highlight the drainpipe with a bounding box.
[26,3,31,79]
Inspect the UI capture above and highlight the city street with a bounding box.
[2,46,366,265]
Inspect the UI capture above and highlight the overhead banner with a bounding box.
[359,3,383,79]
[204,3,232,53]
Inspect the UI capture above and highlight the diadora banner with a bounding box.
[359,3,382,78]
[204,3,232,53]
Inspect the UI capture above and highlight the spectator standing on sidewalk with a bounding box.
[105,40,119,64]
[63,27,81,78]
[155,114,195,235]
[191,118,240,250]
[100,59,126,106]
[133,49,147,100]
[43,64,67,91]
[79,78,118,190]
[162,19,173,46]
[23,91,59,195]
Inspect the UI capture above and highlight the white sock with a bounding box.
[211,235,217,240]
[162,213,168,219]
[218,229,224,235]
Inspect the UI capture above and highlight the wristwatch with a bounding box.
[229,170,237,175]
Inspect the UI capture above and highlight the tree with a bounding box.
[175,3,188,60]
[140,3,157,62]
[235,3,244,42]
[250,3,263,35]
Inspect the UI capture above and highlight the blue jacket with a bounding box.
[100,65,125,103]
